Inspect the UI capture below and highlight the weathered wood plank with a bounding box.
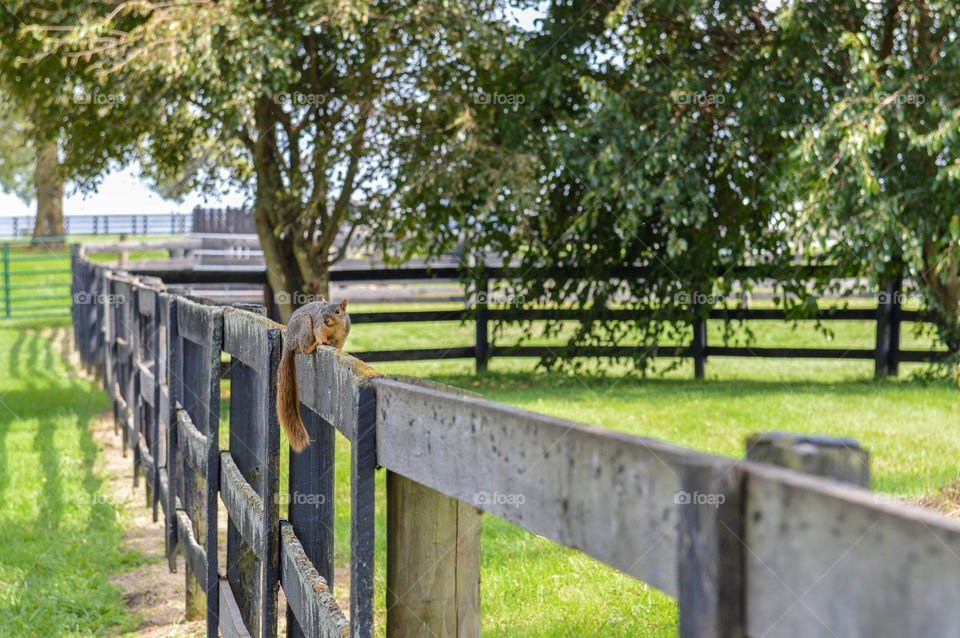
[676,461,744,638]
[219,579,254,638]
[743,461,960,638]
[160,292,179,572]
[177,409,208,475]
[279,522,350,638]
[138,437,155,477]
[746,432,870,487]
[220,450,266,560]
[227,356,265,635]
[223,308,282,375]
[176,509,208,591]
[176,296,224,346]
[374,378,738,597]
[136,285,158,317]
[158,467,169,517]
[294,347,380,442]
[139,366,156,405]
[384,375,482,638]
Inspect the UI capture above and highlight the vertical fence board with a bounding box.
[350,386,376,638]
[227,357,263,633]
[287,408,336,638]
[177,300,224,635]
[161,293,180,571]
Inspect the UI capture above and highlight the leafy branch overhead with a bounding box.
[1,1,957,368]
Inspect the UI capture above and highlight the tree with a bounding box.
[26,0,525,320]
[792,1,960,355]
[0,96,65,244]
[385,1,859,368]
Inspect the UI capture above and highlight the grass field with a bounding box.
[1,267,958,635]
[0,326,149,636]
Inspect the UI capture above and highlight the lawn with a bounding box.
[254,313,957,637]
[0,322,148,636]
[1,289,958,636]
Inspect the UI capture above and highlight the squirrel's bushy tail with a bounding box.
[277,348,310,452]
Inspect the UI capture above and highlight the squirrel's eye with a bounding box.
[335,308,340,314]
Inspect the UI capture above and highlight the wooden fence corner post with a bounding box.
[745,432,870,488]
[386,472,482,638]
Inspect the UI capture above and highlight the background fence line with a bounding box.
[72,248,960,638]
[130,261,952,379]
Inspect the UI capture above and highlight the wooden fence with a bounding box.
[127,261,953,378]
[72,248,960,638]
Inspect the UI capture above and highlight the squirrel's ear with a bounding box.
[340,298,348,310]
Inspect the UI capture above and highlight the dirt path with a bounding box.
[91,412,206,638]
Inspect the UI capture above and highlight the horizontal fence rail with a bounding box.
[120,260,955,378]
[0,213,191,237]
[71,246,960,638]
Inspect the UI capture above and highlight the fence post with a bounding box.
[350,385,377,637]
[692,312,706,379]
[745,432,870,487]
[287,408,336,638]
[474,270,489,373]
[386,378,482,638]
[3,242,10,318]
[874,277,902,378]
[676,460,744,638]
[386,474,482,638]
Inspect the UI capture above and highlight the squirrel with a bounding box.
[277,298,351,452]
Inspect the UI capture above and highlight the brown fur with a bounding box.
[276,299,350,452]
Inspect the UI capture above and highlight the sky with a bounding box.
[0,165,247,217]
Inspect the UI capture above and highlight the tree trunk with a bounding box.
[32,139,64,248]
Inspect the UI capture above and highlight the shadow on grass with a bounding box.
[0,327,144,636]
[425,368,952,402]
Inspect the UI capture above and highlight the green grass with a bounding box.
[3,273,957,636]
[213,314,958,637]
[0,323,148,636]
[0,236,174,320]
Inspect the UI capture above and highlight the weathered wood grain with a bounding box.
[279,522,350,638]
[220,450,265,559]
[294,347,380,442]
[350,385,376,638]
[374,378,738,597]
[223,308,282,376]
[227,356,265,636]
[176,508,208,591]
[287,407,336,638]
[386,472,482,638]
[743,461,960,638]
[219,579,254,638]
[160,292,179,572]
[178,409,208,475]
[746,432,870,487]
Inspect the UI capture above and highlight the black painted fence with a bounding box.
[72,248,960,638]
[129,262,953,378]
